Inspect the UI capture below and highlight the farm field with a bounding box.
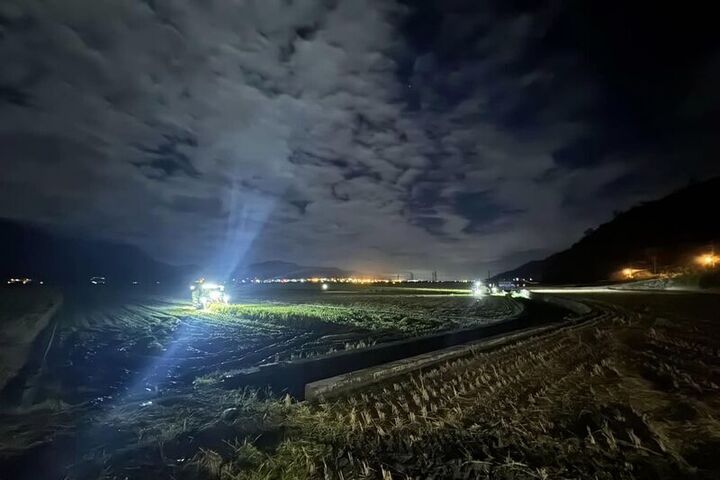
[2,285,522,404]
[9,289,711,480]
[6,286,716,479]
[198,290,717,480]
[0,283,529,478]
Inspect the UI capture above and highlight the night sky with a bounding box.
[1,1,719,277]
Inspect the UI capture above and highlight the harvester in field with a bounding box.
[190,279,230,309]
[472,280,489,297]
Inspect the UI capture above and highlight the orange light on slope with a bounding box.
[622,268,636,279]
[696,254,719,268]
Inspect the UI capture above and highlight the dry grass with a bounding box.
[187,294,720,480]
[4,292,720,480]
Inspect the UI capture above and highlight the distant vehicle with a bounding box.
[190,279,229,309]
[497,281,516,292]
[90,276,106,285]
[491,280,532,298]
[472,281,488,297]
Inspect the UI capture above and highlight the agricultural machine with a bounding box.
[190,279,230,309]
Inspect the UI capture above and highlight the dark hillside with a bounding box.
[237,261,352,280]
[494,177,720,283]
[0,219,191,286]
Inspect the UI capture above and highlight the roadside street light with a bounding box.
[696,253,719,268]
[622,268,636,279]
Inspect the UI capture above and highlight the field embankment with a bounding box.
[0,288,62,392]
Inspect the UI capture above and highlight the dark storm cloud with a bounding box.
[135,132,200,179]
[170,194,224,218]
[1,0,719,276]
[0,84,31,106]
[394,0,720,273]
[552,137,606,169]
[454,192,525,234]
[410,215,446,237]
[288,199,311,215]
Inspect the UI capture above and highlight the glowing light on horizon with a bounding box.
[696,253,719,268]
[622,268,639,279]
[530,287,618,293]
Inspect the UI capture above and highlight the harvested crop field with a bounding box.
[0,284,528,478]
[2,285,522,405]
[3,287,718,479]
[218,291,718,480]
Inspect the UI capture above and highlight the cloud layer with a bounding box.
[2,0,719,277]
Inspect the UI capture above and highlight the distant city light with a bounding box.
[530,287,619,294]
[321,283,329,291]
[238,276,441,285]
[226,276,483,285]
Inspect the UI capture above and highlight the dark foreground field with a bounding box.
[1,286,719,479]
[0,283,527,478]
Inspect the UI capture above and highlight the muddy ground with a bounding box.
[0,284,527,478]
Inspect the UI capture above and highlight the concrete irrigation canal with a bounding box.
[220,297,577,398]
